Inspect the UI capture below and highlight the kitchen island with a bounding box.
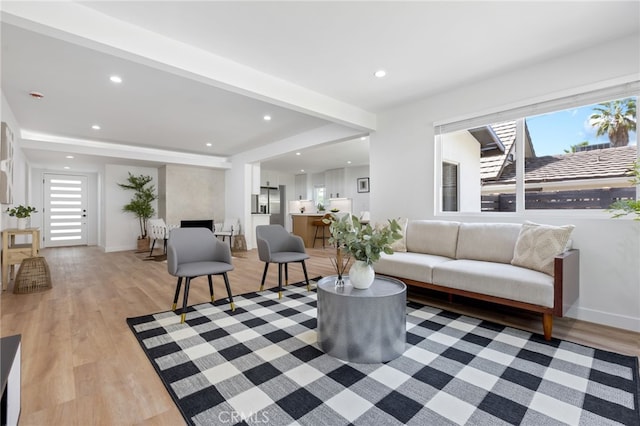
[290,213,327,248]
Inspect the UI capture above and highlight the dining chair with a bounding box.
[167,227,235,323]
[214,218,240,250]
[148,218,168,256]
[255,224,310,299]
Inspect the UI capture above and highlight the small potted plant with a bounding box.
[6,205,38,230]
[325,214,402,289]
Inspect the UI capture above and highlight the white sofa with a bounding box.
[374,220,579,340]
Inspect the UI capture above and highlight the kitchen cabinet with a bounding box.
[325,168,345,198]
[295,174,307,200]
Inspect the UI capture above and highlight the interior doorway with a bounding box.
[43,174,88,247]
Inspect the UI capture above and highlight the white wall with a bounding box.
[441,130,480,212]
[164,164,225,226]
[0,92,31,252]
[103,164,159,252]
[371,34,640,331]
[345,165,370,216]
[0,93,29,230]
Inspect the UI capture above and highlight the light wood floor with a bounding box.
[1,245,638,425]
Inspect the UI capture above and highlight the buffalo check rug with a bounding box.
[127,280,640,426]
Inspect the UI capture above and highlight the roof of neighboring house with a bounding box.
[479,121,535,180]
[485,145,637,185]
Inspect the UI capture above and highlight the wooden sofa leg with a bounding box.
[542,313,553,341]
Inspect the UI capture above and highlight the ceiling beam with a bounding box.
[20,130,231,169]
[1,2,377,132]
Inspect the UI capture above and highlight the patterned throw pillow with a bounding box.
[511,222,574,276]
[390,217,408,253]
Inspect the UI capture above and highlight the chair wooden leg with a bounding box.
[260,263,269,291]
[172,277,183,311]
[180,277,192,323]
[149,239,156,257]
[208,275,215,302]
[543,313,553,341]
[223,272,235,311]
[301,260,310,291]
[278,263,283,299]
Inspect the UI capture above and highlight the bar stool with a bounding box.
[312,214,332,248]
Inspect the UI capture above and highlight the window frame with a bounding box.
[433,80,639,219]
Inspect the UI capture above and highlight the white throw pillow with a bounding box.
[390,217,408,253]
[511,222,574,276]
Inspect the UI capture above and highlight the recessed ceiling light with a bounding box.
[29,91,44,99]
[374,70,387,78]
[110,75,122,83]
[65,155,74,159]
[206,143,212,147]
[91,125,101,130]
[347,161,352,164]
[63,166,70,170]
[360,136,367,140]
[263,115,272,121]
[296,152,301,156]
[300,169,305,173]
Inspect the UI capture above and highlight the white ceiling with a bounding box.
[1,1,639,174]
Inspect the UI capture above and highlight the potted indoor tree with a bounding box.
[5,204,37,230]
[118,173,157,251]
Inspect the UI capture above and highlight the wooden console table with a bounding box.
[2,228,40,291]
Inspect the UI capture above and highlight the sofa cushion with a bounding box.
[433,259,554,308]
[390,217,408,252]
[456,222,522,264]
[511,222,575,276]
[405,220,460,258]
[375,252,453,283]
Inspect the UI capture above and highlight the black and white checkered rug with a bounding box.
[127,280,640,425]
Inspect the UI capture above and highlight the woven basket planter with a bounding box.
[13,257,52,294]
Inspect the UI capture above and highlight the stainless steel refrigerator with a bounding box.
[257,185,285,227]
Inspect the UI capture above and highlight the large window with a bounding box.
[314,185,326,208]
[436,86,638,214]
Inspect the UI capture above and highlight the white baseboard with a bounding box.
[566,306,640,333]
[104,244,136,253]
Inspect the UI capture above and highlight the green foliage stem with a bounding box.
[5,204,37,218]
[325,214,402,266]
[608,160,640,221]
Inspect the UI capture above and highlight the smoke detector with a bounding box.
[29,91,44,99]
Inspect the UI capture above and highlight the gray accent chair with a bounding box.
[256,225,310,298]
[167,227,235,323]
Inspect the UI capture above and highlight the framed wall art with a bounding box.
[357,177,369,193]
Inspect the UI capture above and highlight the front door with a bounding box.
[43,174,88,247]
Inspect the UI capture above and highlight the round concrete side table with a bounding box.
[317,275,407,363]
